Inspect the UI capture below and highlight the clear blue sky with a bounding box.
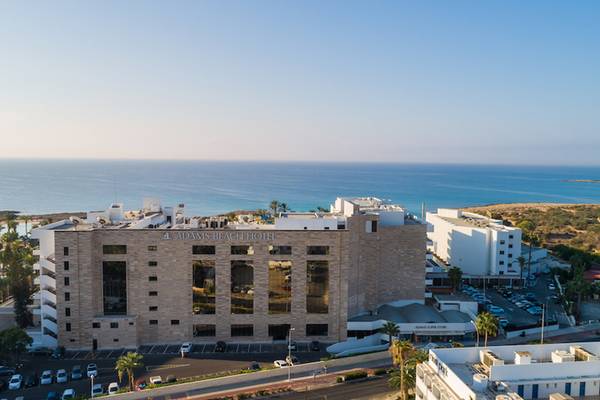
[1,1,599,165]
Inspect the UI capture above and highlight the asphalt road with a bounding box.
[267,377,394,400]
[2,349,328,400]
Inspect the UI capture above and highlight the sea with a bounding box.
[0,160,599,218]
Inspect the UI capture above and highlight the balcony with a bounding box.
[40,274,55,290]
[39,257,55,274]
[42,318,58,335]
[43,327,58,340]
[41,289,57,305]
[42,303,57,320]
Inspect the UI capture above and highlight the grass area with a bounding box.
[464,203,600,263]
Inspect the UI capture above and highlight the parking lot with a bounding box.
[1,342,329,400]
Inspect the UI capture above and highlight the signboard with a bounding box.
[161,231,276,241]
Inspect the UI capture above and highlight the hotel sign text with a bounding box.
[161,231,276,241]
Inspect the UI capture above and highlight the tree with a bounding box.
[389,341,426,400]
[517,220,537,282]
[269,200,280,217]
[476,312,498,347]
[316,206,328,213]
[115,352,144,391]
[517,256,526,286]
[566,263,591,317]
[278,203,289,213]
[381,321,399,347]
[0,215,35,328]
[0,327,32,363]
[448,267,463,292]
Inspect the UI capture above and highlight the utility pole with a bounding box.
[541,301,547,344]
[288,327,295,382]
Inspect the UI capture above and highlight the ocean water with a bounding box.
[0,160,598,217]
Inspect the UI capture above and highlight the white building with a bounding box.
[417,342,600,400]
[426,209,522,277]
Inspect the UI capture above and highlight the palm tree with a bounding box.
[448,266,463,292]
[381,321,399,347]
[476,312,498,347]
[269,200,280,217]
[389,339,415,400]
[566,262,591,317]
[517,256,526,286]
[278,202,289,213]
[115,352,144,391]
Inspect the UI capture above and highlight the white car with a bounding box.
[180,342,192,355]
[56,369,68,383]
[108,382,120,394]
[62,388,76,399]
[273,360,288,368]
[149,375,162,385]
[40,369,53,385]
[91,383,103,396]
[8,374,22,390]
[87,363,98,378]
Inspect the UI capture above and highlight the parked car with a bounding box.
[498,318,509,328]
[248,362,260,371]
[71,365,83,380]
[46,392,60,400]
[91,383,103,397]
[0,379,6,391]
[135,380,147,391]
[41,370,53,385]
[166,375,177,383]
[149,376,162,385]
[310,341,321,351]
[215,341,226,352]
[487,305,504,314]
[548,284,556,290]
[179,342,192,355]
[0,367,15,377]
[62,388,76,400]
[87,363,98,378]
[24,373,38,387]
[56,369,68,384]
[273,360,288,368]
[28,346,53,356]
[8,374,22,390]
[108,382,119,394]
[51,346,66,359]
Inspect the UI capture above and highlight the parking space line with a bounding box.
[163,345,169,354]
[201,344,206,353]
[148,345,155,354]
[71,351,80,360]
[259,343,262,353]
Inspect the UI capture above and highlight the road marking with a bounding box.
[148,345,155,354]
[71,351,80,360]
[163,345,169,354]
[236,343,240,353]
[201,344,206,353]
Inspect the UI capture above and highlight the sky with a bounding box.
[0,1,599,165]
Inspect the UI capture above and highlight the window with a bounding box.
[193,324,216,337]
[103,261,127,315]
[366,220,378,233]
[110,322,118,329]
[64,276,70,286]
[231,324,253,336]
[579,382,586,397]
[307,261,329,313]
[64,261,70,271]
[337,223,345,229]
[148,245,157,251]
[171,320,180,325]
[192,245,215,255]
[148,261,157,267]
[63,247,69,256]
[231,260,254,314]
[64,292,70,301]
[307,246,329,255]
[268,324,290,340]
[149,291,158,296]
[113,338,119,342]
[66,323,71,332]
[268,245,292,255]
[509,244,513,248]
[508,253,513,258]
[148,276,157,282]
[269,260,292,314]
[103,245,127,254]
[193,260,216,315]
[92,322,100,329]
[499,261,505,265]
[509,235,514,239]
[65,307,71,317]
[499,250,505,255]
[565,382,571,395]
[499,240,505,245]
[306,324,328,336]
[149,306,158,311]
[231,245,254,255]
[149,320,158,325]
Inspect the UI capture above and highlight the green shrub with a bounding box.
[343,370,368,381]
[336,376,344,383]
[373,368,389,376]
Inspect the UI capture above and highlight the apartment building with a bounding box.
[417,342,600,400]
[31,197,426,350]
[426,209,522,277]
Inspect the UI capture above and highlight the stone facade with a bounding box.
[54,220,424,350]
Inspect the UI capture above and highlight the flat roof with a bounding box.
[349,303,470,324]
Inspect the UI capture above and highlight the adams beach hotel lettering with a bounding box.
[162,230,276,241]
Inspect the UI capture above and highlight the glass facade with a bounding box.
[102,261,127,315]
[268,245,292,255]
[193,260,216,314]
[306,260,329,313]
[231,260,254,314]
[307,246,329,255]
[268,260,292,314]
[194,324,216,337]
[231,245,254,255]
[192,245,215,255]
[268,324,290,340]
[306,324,328,336]
[231,324,254,336]
[103,245,127,254]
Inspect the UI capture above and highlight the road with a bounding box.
[265,377,394,400]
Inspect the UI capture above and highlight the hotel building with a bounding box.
[426,209,522,278]
[417,342,600,400]
[31,197,426,350]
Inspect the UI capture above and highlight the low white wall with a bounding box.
[504,323,559,339]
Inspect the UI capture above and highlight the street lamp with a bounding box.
[470,320,480,347]
[287,327,295,382]
[90,374,95,398]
